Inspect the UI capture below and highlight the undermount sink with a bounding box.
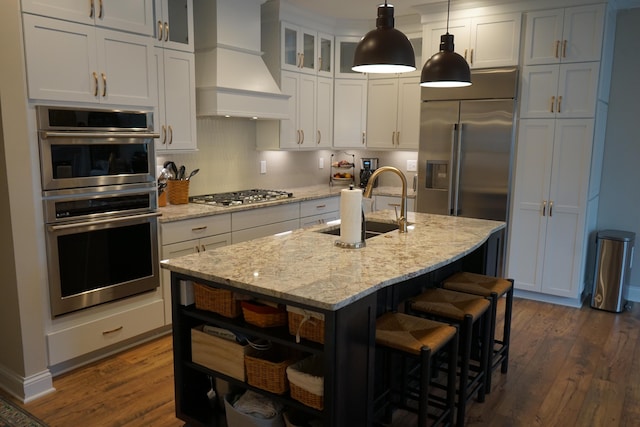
[316,220,399,240]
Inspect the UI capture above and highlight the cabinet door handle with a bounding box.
[102,325,123,335]
[201,245,206,252]
[555,40,560,58]
[195,245,200,253]
[362,131,366,145]
[164,22,169,42]
[557,95,562,113]
[300,52,304,68]
[317,130,321,144]
[98,0,103,19]
[318,56,322,71]
[464,48,468,60]
[300,130,304,144]
[391,131,395,146]
[168,125,173,144]
[161,125,167,144]
[92,71,98,97]
[550,96,555,113]
[101,72,107,97]
[396,131,400,146]
[542,200,547,216]
[157,20,163,41]
[296,53,301,68]
[549,201,553,217]
[89,0,94,18]
[470,48,474,65]
[562,40,567,58]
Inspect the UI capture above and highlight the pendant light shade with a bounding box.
[352,2,416,74]
[420,0,471,88]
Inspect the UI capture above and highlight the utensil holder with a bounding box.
[158,190,167,207]
[168,179,189,204]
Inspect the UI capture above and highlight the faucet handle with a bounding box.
[389,203,400,221]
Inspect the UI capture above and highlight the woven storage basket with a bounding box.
[287,307,325,344]
[167,179,189,204]
[286,356,324,410]
[193,283,241,318]
[245,347,296,395]
[242,301,287,328]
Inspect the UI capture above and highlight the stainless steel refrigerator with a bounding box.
[417,67,518,222]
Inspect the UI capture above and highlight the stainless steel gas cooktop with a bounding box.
[189,189,294,207]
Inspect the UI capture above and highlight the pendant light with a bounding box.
[352,1,416,74]
[420,0,471,87]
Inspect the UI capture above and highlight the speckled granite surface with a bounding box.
[158,184,415,223]
[161,209,504,311]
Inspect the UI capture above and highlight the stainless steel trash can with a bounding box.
[591,230,635,312]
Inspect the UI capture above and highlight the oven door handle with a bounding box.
[40,131,160,139]
[48,212,161,231]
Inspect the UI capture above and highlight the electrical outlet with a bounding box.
[407,159,417,172]
[260,160,267,174]
[319,158,324,169]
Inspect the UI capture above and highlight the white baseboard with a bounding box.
[513,289,585,308]
[0,364,54,403]
[627,285,640,302]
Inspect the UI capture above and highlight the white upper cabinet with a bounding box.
[520,62,599,119]
[366,76,420,150]
[333,79,367,148]
[22,14,156,106]
[335,36,367,79]
[423,13,521,69]
[523,5,605,66]
[153,0,194,52]
[22,0,154,35]
[154,48,197,151]
[281,23,333,77]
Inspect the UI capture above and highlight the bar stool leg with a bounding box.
[501,280,514,374]
[418,347,432,427]
[447,329,459,427]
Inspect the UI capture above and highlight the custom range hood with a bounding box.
[194,0,289,119]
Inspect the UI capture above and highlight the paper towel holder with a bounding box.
[335,185,366,249]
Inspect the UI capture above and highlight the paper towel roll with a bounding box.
[340,187,362,244]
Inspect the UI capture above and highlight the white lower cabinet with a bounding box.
[300,197,339,228]
[231,204,300,244]
[507,118,594,300]
[160,214,232,322]
[47,298,165,366]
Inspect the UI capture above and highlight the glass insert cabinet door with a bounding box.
[318,33,333,75]
[282,23,319,73]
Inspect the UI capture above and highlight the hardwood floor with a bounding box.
[4,298,640,426]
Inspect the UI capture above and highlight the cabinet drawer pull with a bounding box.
[89,0,94,18]
[555,40,560,58]
[157,20,163,41]
[92,71,98,97]
[192,226,208,232]
[102,326,123,335]
[557,96,562,113]
[316,204,326,209]
[542,200,547,216]
[101,72,107,97]
[562,40,567,58]
[550,96,555,113]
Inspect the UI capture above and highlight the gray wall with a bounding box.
[597,8,640,294]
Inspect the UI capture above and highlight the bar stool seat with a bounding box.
[376,312,458,427]
[408,288,491,427]
[442,272,514,393]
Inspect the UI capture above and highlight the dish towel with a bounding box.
[233,390,284,419]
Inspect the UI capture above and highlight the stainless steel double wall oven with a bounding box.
[38,106,160,317]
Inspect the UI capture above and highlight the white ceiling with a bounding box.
[285,0,437,20]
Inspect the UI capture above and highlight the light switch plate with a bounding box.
[407,159,417,172]
[260,160,267,174]
[319,158,324,169]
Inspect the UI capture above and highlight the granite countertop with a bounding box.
[158,184,416,223]
[161,209,504,311]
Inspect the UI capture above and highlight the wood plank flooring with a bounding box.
[3,298,639,426]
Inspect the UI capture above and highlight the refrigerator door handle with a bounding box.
[452,123,463,216]
[448,124,458,215]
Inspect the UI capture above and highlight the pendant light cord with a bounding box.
[446,0,451,33]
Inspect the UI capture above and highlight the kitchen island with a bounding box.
[162,209,505,426]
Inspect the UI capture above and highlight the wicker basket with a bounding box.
[167,179,189,204]
[286,356,324,410]
[287,307,325,344]
[193,283,241,318]
[242,301,287,328]
[245,347,296,394]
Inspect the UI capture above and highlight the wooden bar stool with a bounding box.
[442,272,514,393]
[407,288,491,427]
[375,312,458,427]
